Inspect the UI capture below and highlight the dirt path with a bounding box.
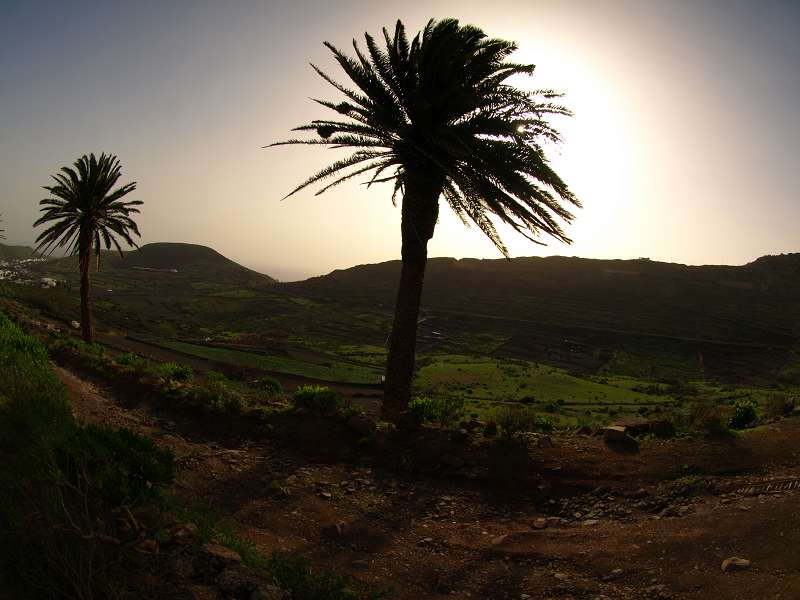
[55,364,800,600]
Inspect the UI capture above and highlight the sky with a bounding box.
[1,0,799,281]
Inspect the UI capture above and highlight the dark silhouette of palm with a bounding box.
[34,153,142,342]
[272,18,580,420]
[0,214,5,240]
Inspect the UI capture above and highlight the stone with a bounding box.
[70,320,80,329]
[251,585,287,600]
[171,522,199,544]
[393,412,420,431]
[347,415,376,437]
[582,519,600,527]
[483,421,498,437]
[721,557,751,572]
[490,534,509,546]
[322,522,347,539]
[202,543,242,566]
[133,538,158,554]
[603,426,628,443]
[451,428,469,442]
[442,453,465,468]
[537,435,554,448]
[532,518,548,530]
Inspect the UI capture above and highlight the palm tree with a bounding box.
[0,214,5,240]
[34,153,142,343]
[272,18,580,421]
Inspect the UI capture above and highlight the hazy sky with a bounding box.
[1,0,798,281]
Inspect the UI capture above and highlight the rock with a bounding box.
[537,435,554,448]
[490,534,509,546]
[133,538,158,554]
[131,504,161,530]
[603,426,628,442]
[784,397,797,415]
[171,522,199,544]
[322,521,347,539]
[721,557,751,572]
[532,518,548,530]
[202,543,242,566]
[251,585,287,600]
[652,419,677,438]
[442,453,465,468]
[393,412,420,431]
[577,425,594,436]
[582,519,600,527]
[451,428,469,442]
[347,415,376,436]
[70,320,80,330]
[418,537,435,546]
[483,421,498,437]
[553,572,569,580]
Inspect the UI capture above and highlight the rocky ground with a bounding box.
[55,365,800,600]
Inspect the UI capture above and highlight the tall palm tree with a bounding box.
[272,18,580,421]
[34,153,142,342]
[0,214,5,240]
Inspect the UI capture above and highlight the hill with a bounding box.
[0,243,39,261]
[282,253,800,382]
[37,242,275,284]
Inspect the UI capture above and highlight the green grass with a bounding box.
[414,354,677,425]
[157,339,383,384]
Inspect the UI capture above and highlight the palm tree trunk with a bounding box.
[382,174,443,422]
[80,244,93,343]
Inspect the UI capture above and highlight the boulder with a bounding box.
[721,557,751,572]
[603,426,628,443]
[784,397,797,416]
[347,414,377,437]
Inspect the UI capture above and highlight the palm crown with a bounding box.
[34,153,142,263]
[273,18,580,255]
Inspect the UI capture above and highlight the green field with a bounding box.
[157,339,383,385]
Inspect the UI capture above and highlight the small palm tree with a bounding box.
[272,18,580,420]
[34,153,142,342]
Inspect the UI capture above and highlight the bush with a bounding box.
[688,399,730,436]
[190,379,246,413]
[409,395,465,426]
[0,312,175,598]
[117,351,145,367]
[256,375,283,397]
[292,385,344,413]
[57,425,174,506]
[729,397,758,429]
[161,362,194,382]
[492,405,556,438]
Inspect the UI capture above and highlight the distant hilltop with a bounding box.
[0,243,40,261]
[29,242,276,284]
[281,252,800,347]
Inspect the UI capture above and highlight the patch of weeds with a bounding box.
[493,405,556,437]
[408,395,465,427]
[292,385,345,413]
[729,397,758,429]
[161,362,194,382]
[255,375,283,398]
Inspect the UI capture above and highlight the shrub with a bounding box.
[0,312,175,598]
[57,425,174,506]
[688,399,730,436]
[409,395,465,426]
[161,362,194,382]
[492,405,556,438]
[205,370,229,383]
[256,375,283,397]
[190,379,246,413]
[117,351,145,367]
[729,397,758,429]
[292,385,344,413]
